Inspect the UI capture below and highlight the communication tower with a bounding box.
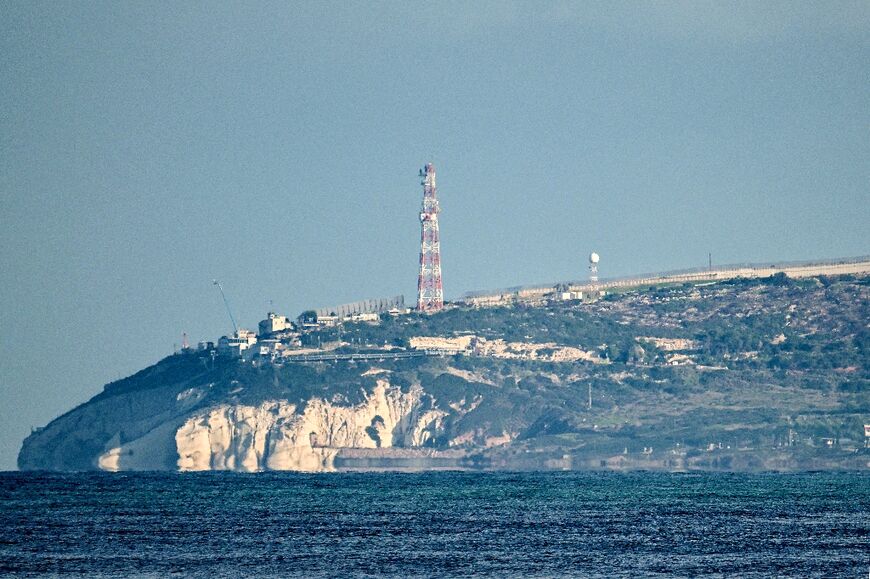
[417,163,444,312]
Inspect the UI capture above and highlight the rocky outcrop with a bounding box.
[19,380,207,471]
[18,359,477,473]
[169,381,445,472]
[472,337,603,363]
[56,379,445,473]
[636,337,700,351]
[410,334,604,364]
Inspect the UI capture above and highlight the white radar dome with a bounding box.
[589,252,600,264]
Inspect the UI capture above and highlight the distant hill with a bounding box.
[19,272,869,472]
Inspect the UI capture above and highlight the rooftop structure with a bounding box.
[258,312,292,336]
[217,329,258,357]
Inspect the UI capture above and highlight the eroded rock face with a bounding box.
[175,401,298,472]
[98,380,446,473]
[19,381,205,471]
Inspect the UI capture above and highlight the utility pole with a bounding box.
[588,383,592,410]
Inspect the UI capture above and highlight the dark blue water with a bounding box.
[1,472,867,577]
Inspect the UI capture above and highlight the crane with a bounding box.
[213,280,238,334]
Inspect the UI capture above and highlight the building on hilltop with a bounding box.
[217,329,258,357]
[314,314,340,328]
[258,312,293,336]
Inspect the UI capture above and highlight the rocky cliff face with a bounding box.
[170,381,445,472]
[21,364,452,473]
[18,374,205,472]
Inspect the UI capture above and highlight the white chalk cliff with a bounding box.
[98,380,445,473]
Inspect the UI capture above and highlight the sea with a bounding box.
[0,471,867,578]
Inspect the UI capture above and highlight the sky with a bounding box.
[1,1,868,470]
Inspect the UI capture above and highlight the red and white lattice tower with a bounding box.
[417,163,444,312]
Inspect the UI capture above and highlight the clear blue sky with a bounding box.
[1,2,868,470]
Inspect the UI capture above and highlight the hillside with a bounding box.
[19,273,870,472]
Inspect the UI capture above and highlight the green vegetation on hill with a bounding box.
[21,273,869,471]
[303,274,869,458]
[310,274,868,375]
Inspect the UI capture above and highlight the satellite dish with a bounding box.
[589,252,600,264]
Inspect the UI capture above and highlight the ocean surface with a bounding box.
[1,471,867,578]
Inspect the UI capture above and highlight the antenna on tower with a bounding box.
[588,252,601,300]
[417,163,444,312]
[589,252,600,283]
[213,280,238,334]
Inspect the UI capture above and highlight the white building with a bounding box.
[347,312,380,323]
[316,315,340,327]
[218,329,258,357]
[254,338,286,358]
[259,312,292,336]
